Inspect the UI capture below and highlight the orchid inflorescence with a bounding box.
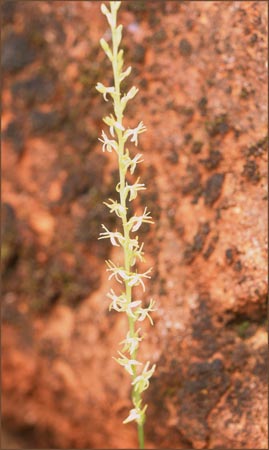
[96,2,156,448]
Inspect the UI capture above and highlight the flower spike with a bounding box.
[97,2,156,446]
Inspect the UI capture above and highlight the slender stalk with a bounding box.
[111,20,145,445]
[97,3,156,449]
[138,423,145,449]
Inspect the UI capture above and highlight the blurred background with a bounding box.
[1,1,268,449]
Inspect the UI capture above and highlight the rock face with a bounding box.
[2,1,268,449]
[2,32,36,72]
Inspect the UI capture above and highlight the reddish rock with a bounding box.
[2,1,267,449]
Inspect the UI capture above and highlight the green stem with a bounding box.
[110,5,145,449]
[138,423,145,449]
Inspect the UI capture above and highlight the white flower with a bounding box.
[125,300,142,318]
[127,268,152,291]
[111,121,125,137]
[113,351,142,376]
[98,225,124,247]
[123,408,141,424]
[96,82,115,102]
[106,260,129,284]
[132,361,156,393]
[98,131,118,153]
[123,403,147,425]
[130,242,145,266]
[105,261,151,292]
[136,299,156,325]
[129,153,144,174]
[128,236,139,251]
[120,329,142,355]
[103,114,125,137]
[121,150,143,174]
[103,198,126,218]
[107,290,142,317]
[125,177,146,201]
[124,121,146,146]
[107,290,127,312]
[128,207,153,232]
